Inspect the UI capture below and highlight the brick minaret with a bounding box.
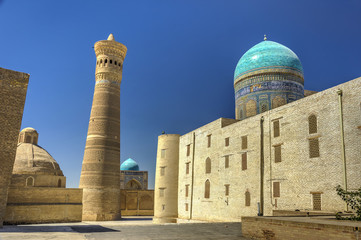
[79,34,127,221]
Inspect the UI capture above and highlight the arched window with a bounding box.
[105,59,108,64]
[272,96,286,109]
[100,59,103,64]
[26,136,31,143]
[205,158,211,174]
[110,59,112,64]
[26,177,34,187]
[204,180,210,198]
[261,102,269,113]
[57,179,62,187]
[308,114,317,134]
[245,191,251,206]
[246,100,257,117]
[115,61,117,65]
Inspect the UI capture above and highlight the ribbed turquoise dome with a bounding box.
[120,158,139,171]
[234,40,303,81]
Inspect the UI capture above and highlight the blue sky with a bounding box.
[1,0,360,189]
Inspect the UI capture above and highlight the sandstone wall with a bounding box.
[120,190,154,216]
[178,77,361,222]
[4,187,82,224]
[0,68,29,227]
[178,118,261,221]
[10,174,66,188]
[154,134,180,223]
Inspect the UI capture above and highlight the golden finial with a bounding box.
[107,33,115,41]
[264,34,267,41]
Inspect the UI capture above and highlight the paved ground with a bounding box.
[0,217,251,240]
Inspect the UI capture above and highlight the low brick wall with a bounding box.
[121,209,154,216]
[242,216,361,240]
[273,210,336,217]
[4,187,82,224]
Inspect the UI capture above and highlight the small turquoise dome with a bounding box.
[120,158,139,171]
[234,40,303,81]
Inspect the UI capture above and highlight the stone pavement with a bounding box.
[0,217,251,240]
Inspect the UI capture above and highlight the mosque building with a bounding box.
[120,158,154,216]
[153,38,361,223]
[234,36,306,119]
[1,34,359,226]
[4,128,82,224]
[0,35,154,224]
[3,127,154,223]
[120,158,148,190]
[10,127,66,188]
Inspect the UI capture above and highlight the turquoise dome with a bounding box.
[234,40,303,81]
[120,158,139,171]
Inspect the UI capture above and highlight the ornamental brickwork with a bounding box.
[79,34,127,221]
[234,40,305,120]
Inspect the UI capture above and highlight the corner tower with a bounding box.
[234,37,304,120]
[153,134,180,223]
[79,34,127,221]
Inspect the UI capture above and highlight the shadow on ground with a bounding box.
[0,225,119,233]
[71,225,119,233]
[121,217,152,221]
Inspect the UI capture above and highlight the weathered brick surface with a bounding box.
[175,77,361,222]
[0,67,29,227]
[4,187,82,224]
[79,34,127,221]
[120,189,154,216]
[242,216,361,240]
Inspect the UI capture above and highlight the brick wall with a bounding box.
[0,68,29,227]
[120,190,154,216]
[177,77,361,222]
[4,187,82,224]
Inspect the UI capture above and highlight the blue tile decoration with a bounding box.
[233,40,305,120]
[235,80,304,99]
[234,41,303,81]
[121,158,139,171]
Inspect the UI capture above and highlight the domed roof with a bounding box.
[120,158,139,171]
[234,40,303,81]
[13,143,64,176]
[21,127,38,133]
